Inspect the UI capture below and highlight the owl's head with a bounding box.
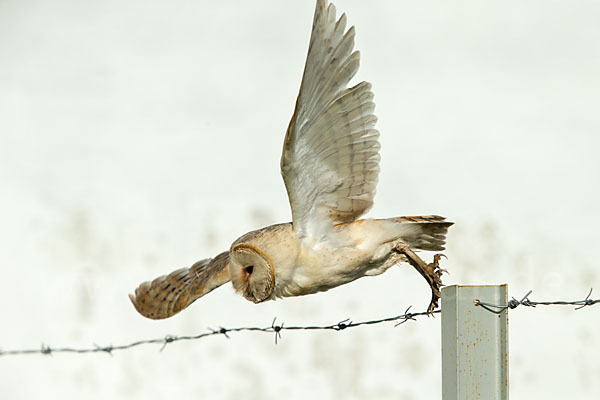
[229,243,275,303]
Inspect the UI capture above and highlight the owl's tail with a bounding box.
[392,215,453,251]
[129,251,230,320]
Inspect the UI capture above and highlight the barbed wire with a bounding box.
[1,289,598,357]
[474,288,599,314]
[0,306,435,357]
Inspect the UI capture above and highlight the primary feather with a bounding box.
[281,0,380,241]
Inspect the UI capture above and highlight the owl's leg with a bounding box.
[394,245,446,314]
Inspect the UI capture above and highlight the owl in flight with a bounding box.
[130,0,452,319]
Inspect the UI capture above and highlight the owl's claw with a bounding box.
[396,248,446,314]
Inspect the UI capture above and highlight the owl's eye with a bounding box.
[245,265,254,274]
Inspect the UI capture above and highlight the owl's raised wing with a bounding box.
[129,252,230,319]
[281,0,380,240]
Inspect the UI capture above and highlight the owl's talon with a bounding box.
[396,248,446,314]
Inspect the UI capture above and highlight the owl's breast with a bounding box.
[255,220,401,299]
[273,240,375,298]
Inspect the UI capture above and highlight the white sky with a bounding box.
[1,0,599,399]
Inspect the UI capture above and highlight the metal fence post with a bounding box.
[441,285,508,400]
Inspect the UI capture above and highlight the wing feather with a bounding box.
[129,251,230,320]
[281,0,380,240]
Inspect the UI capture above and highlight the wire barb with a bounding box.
[574,288,596,310]
[41,344,52,355]
[334,318,351,331]
[270,318,284,344]
[159,335,177,352]
[93,343,113,356]
[394,306,419,327]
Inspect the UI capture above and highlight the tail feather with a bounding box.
[394,215,453,251]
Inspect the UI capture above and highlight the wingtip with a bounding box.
[128,291,146,317]
[128,284,161,320]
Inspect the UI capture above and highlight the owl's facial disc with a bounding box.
[230,244,275,303]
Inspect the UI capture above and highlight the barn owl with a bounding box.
[130,0,452,320]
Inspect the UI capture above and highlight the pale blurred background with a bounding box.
[1,0,599,398]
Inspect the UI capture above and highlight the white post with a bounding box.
[441,285,508,400]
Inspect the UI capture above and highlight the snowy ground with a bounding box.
[1,0,599,399]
